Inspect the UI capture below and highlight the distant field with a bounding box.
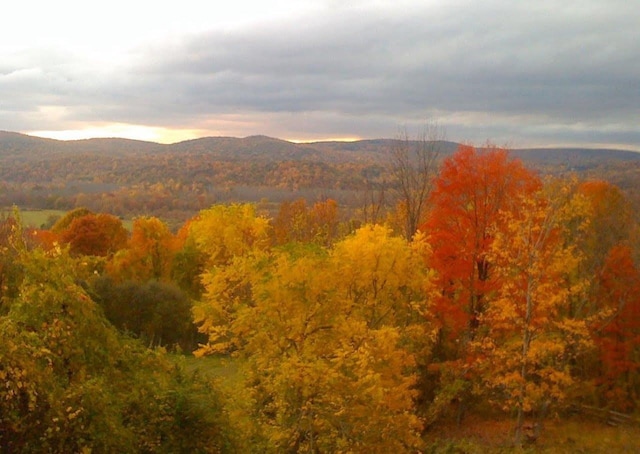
[0,208,66,229]
[2,208,133,230]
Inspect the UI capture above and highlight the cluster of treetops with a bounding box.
[1,144,638,452]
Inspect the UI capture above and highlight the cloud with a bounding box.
[3,0,639,148]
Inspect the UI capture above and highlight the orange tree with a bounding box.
[420,144,540,419]
[58,212,128,257]
[473,181,592,444]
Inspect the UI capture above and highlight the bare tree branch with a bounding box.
[389,123,445,239]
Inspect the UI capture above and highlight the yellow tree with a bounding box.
[193,225,431,452]
[188,203,271,267]
[476,181,592,444]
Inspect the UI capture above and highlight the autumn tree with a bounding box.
[106,216,177,282]
[420,144,541,423]
[193,225,431,452]
[475,181,592,445]
[0,241,236,451]
[0,215,25,306]
[272,198,341,246]
[591,244,640,410]
[171,233,208,299]
[58,212,128,257]
[273,199,310,245]
[50,207,93,234]
[424,144,541,348]
[188,203,271,267]
[574,180,639,317]
[27,228,60,252]
[308,198,340,246]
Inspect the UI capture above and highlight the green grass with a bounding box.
[2,208,66,229]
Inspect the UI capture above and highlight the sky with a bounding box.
[2,0,639,149]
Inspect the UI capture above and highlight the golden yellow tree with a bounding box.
[476,181,592,445]
[189,203,271,267]
[193,225,431,452]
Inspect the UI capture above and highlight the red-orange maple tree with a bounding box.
[593,244,640,409]
[423,144,541,343]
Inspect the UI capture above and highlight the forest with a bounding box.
[1,142,640,452]
[2,130,640,230]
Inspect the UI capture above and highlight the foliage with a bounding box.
[194,226,431,452]
[50,207,94,234]
[424,144,541,343]
[474,181,593,444]
[273,198,341,247]
[188,203,271,267]
[58,212,128,257]
[0,244,236,452]
[107,216,177,282]
[91,277,199,351]
[592,244,640,409]
[2,144,639,451]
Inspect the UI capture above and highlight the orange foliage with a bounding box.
[106,217,177,282]
[58,213,128,257]
[593,244,640,409]
[273,198,340,246]
[27,229,60,251]
[423,144,541,340]
[578,180,636,269]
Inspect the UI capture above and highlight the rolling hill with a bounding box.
[1,131,638,225]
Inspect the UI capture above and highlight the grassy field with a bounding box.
[1,208,66,229]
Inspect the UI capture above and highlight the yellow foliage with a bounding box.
[475,181,593,425]
[194,224,432,451]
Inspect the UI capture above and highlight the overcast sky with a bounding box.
[2,0,639,149]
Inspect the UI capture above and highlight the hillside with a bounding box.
[1,131,639,224]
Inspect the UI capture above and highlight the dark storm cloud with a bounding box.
[4,0,640,147]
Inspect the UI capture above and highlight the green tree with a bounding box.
[92,277,198,350]
[0,243,236,452]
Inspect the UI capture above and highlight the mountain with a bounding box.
[2,130,638,164]
[1,131,639,226]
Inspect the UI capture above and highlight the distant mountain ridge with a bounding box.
[1,130,639,226]
[2,131,638,164]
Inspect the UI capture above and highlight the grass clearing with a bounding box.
[2,208,66,229]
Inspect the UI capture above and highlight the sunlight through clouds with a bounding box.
[2,0,639,148]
